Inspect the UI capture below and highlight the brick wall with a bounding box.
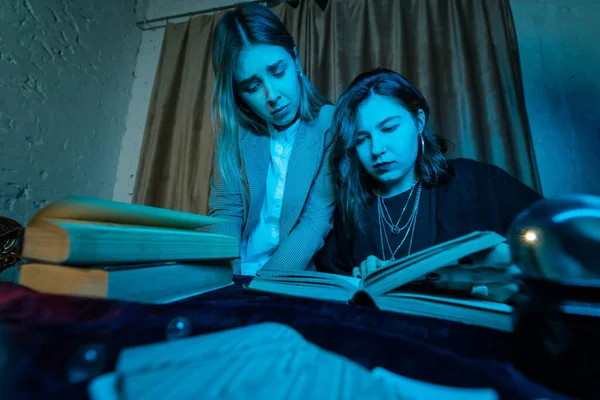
[0,0,143,223]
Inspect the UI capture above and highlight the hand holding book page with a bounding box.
[354,242,519,302]
[248,232,515,331]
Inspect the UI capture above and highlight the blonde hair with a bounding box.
[211,3,331,184]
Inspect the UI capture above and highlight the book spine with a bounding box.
[349,290,378,309]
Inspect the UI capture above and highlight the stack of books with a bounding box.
[248,231,516,331]
[17,196,239,303]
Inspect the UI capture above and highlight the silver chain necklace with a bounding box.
[379,178,419,234]
[377,180,422,261]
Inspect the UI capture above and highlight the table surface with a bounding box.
[0,276,575,400]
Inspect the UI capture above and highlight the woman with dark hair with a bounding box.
[204,3,335,275]
[316,68,542,285]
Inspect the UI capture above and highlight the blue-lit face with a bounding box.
[234,44,301,130]
[355,94,425,196]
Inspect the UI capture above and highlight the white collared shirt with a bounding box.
[240,118,300,276]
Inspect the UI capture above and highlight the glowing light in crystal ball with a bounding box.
[507,194,600,281]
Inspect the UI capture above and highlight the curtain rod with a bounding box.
[136,0,288,31]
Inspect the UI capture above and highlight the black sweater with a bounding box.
[315,158,543,275]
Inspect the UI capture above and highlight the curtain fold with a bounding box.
[133,0,541,213]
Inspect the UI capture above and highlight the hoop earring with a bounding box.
[239,103,251,112]
[420,135,425,156]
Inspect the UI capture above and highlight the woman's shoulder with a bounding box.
[445,157,534,191]
[439,158,497,192]
[318,104,336,123]
[447,157,485,169]
[307,104,336,144]
[446,157,501,178]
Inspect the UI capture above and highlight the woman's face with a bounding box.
[354,94,424,196]
[234,44,302,130]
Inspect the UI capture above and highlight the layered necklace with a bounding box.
[377,178,422,261]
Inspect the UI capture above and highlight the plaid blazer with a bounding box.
[205,105,336,274]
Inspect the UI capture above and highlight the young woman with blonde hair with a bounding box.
[205,3,335,275]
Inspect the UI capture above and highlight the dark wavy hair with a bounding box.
[330,68,450,233]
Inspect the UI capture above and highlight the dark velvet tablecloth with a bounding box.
[0,276,573,400]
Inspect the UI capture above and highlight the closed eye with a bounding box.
[355,136,369,145]
[381,125,398,133]
[245,81,260,93]
[241,68,285,93]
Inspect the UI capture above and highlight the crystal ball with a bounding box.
[507,194,600,282]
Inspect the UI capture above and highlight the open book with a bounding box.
[88,323,498,400]
[20,196,239,265]
[248,232,514,331]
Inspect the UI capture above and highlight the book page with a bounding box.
[361,232,485,289]
[383,292,513,313]
[32,195,224,230]
[375,294,513,332]
[247,271,360,302]
[364,232,506,296]
[255,271,359,288]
